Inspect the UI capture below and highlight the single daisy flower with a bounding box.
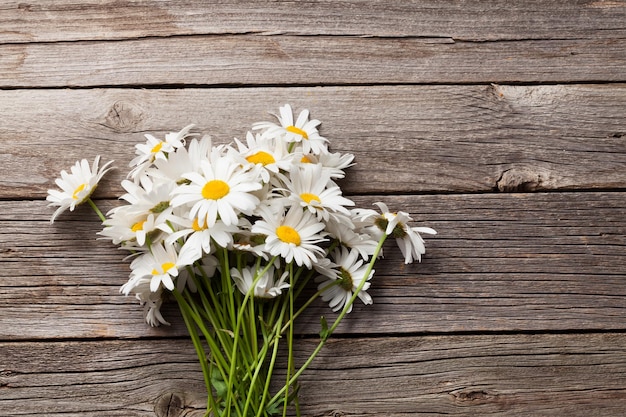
[231,265,290,299]
[47,155,115,223]
[253,104,328,155]
[360,202,437,264]
[170,151,262,227]
[285,164,355,221]
[126,241,200,293]
[251,205,326,268]
[128,124,195,181]
[232,131,294,183]
[315,247,374,313]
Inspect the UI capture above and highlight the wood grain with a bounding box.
[2,333,625,416]
[1,34,624,88]
[2,192,624,340]
[1,85,625,198]
[2,0,625,43]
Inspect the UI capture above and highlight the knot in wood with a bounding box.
[102,100,144,132]
[154,392,184,417]
[496,166,553,192]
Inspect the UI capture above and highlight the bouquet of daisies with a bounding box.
[47,104,436,416]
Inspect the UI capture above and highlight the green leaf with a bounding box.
[319,315,330,341]
[211,367,228,398]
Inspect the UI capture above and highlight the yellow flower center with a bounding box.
[202,179,230,200]
[151,142,164,154]
[300,193,321,204]
[152,262,175,275]
[246,151,276,166]
[276,225,301,245]
[72,183,87,200]
[192,217,207,231]
[131,220,146,232]
[300,155,313,163]
[286,125,309,139]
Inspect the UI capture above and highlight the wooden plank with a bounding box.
[2,0,625,43]
[1,333,625,416]
[2,192,625,340]
[1,85,625,198]
[2,34,625,88]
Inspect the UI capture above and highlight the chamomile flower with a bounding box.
[253,104,328,155]
[251,205,326,268]
[286,164,354,221]
[166,216,239,255]
[121,278,169,326]
[126,241,200,293]
[129,124,195,180]
[147,136,214,183]
[316,247,374,313]
[170,153,262,227]
[232,131,294,183]
[231,265,290,299]
[47,155,115,223]
[360,202,437,264]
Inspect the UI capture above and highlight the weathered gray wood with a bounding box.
[2,192,625,340]
[2,34,624,88]
[2,333,625,416]
[1,85,625,198]
[2,0,625,43]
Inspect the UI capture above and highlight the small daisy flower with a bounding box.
[147,135,213,184]
[286,164,355,221]
[166,216,240,255]
[251,205,326,268]
[253,104,328,155]
[170,152,262,227]
[47,155,115,223]
[360,202,437,264]
[126,241,200,293]
[129,124,195,180]
[120,278,169,327]
[232,131,294,183]
[231,265,290,299]
[316,247,374,313]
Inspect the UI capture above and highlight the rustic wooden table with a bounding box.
[1,1,626,416]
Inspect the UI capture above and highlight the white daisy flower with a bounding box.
[165,216,240,254]
[232,131,294,183]
[285,164,354,221]
[315,247,374,313]
[126,241,200,293]
[121,278,170,327]
[251,205,326,268]
[360,202,437,264]
[147,135,213,184]
[231,265,290,299]
[170,152,262,227]
[324,216,378,260]
[128,124,195,180]
[296,150,355,180]
[253,104,328,155]
[100,205,172,247]
[47,155,115,223]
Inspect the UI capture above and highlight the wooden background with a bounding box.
[1,1,625,416]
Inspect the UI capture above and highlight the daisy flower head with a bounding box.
[128,124,195,181]
[47,155,115,223]
[231,265,290,299]
[316,247,374,313]
[253,104,328,155]
[147,135,213,184]
[170,151,262,228]
[251,205,326,268]
[126,241,200,293]
[286,163,355,221]
[232,131,294,183]
[362,202,437,264]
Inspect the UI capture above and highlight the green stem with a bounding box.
[268,234,388,406]
[86,198,106,223]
